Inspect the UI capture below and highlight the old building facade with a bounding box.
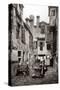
[9,4,33,65]
[29,16,52,65]
[48,6,58,56]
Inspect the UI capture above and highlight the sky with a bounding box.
[8,0,59,25]
[23,4,49,24]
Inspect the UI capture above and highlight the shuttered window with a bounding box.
[21,26,25,44]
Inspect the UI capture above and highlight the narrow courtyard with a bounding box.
[8,4,58,86]
[11,66,58,86]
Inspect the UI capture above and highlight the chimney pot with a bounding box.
[36,16,40,27]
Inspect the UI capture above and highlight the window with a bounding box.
[40,42,43,50]
[40,46,43,50]
[16,23,20,39]
[21,26,25,44]
[41,25,45,34]
[18,51,22,64]
[18,58,21,62]
[50,9,55,16]
[23,51,25,61]
[47,43,51,50]
[52,10,55,16]
[18,51,21,57]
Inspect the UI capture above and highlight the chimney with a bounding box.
[29,15,34,35]
[29,15,34,28]
[36,16,40,27]
[25,18,29,25]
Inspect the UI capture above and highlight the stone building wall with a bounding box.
[9,4,33,64]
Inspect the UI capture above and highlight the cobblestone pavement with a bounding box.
[11,66,58,86]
